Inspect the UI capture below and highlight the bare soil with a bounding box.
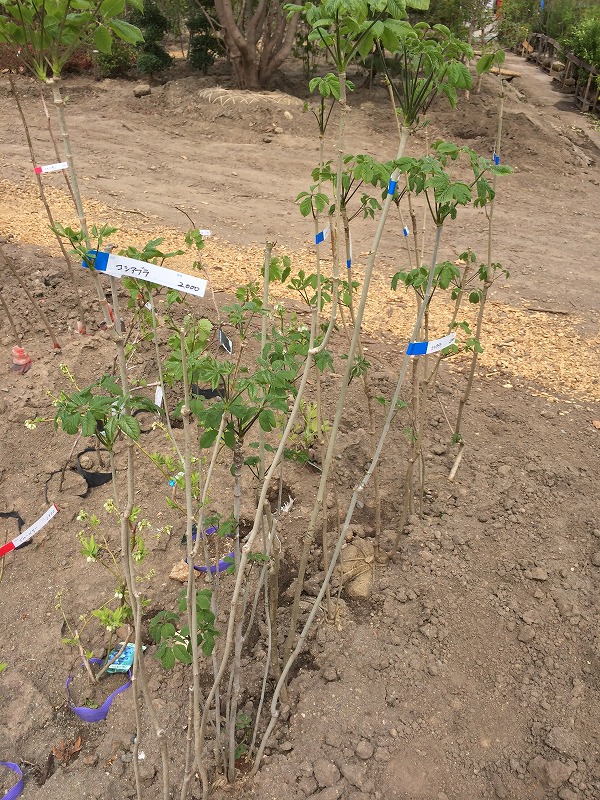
[1,51,599,800]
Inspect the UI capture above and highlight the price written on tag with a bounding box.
[34,162,68,174]
[83,251,207,298]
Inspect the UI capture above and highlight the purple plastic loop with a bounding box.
[186,525,234,574]
[0,761,24,800]
[65,657,132,722]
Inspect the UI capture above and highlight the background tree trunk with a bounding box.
[214,0,299,89]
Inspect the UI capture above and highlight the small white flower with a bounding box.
[24,419,37,430]
[86,556,96,563]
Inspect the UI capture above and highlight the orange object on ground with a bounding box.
[11,345,32,374]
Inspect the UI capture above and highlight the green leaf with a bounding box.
[476,53,496,75]
[81,411,97,437]
[99,375,123,395]
[160,649,176,669]
[161,622,176,639]
[201,633,216,657]
[108,18,144,44]
[199,428,219,448]
[172,643,193,664]
[299,196,313,217]
[258,409,276,432]
[61,414,81,436]
[222,425,236,450]
[93,24,112,53]
[100,0,126,17]
[119,414,141,441]
[196,590,212,611]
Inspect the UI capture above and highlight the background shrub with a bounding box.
[95,39,138,78]
[187,11,222,74]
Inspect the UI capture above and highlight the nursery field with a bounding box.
[1,50,600,800]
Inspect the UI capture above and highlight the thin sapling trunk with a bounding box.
[47,76,113,333]
[0,290,21,345]
[285,124,411,661]
[108,281,170,800]
[254,226,446,768]
[9,75,87,333]
[195,307,317,786]
[453,80,505,445]
[0,243,61,348]
[180,335,210,800]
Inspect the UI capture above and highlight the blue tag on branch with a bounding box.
[106,643,136,674]
[315,227,330,245]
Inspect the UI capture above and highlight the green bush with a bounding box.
[497,0,538,47]
[137,44,173,76]
[131,1,172,77]
[187,11,222,74]
[410,0,471,39]
[188,34,218,73]
[565,16,600,69]
[95,39,137,78]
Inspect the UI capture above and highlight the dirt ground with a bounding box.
[0,49,599,800]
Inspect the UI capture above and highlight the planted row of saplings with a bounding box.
[0,1,510,797]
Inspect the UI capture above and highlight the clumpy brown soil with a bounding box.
[0,51,599,800]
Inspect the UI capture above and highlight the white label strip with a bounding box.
[0,504,59,557]
[219,329,233,355]
[406,331,456,357]
[198,229,212,237]
[35,162,68,175]
[154,386,163,407]
[86,251,207,298]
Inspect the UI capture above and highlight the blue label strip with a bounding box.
[346,259,351,269]
[406,341,429,356]
[493,152,500,165]
[403,226,409,237]
[106,643,136,674]
[387,180,397,196]
[315,229,326,245]
[82,250,108,271]
[0,762,24,800]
